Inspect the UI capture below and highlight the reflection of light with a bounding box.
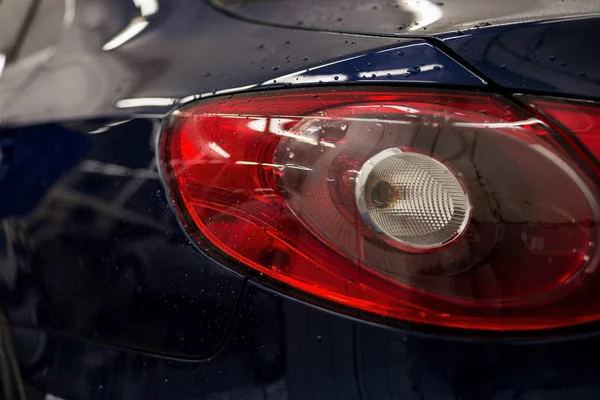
[180,94,201,104]
[134,0,159,16]
[116,97,177,108]
[319,141,336,148]
[402,0,442,31]
[269,118,296,135]
[236,161,285,168]
[247,118,268,132]
[266,74,349,85]
[271,118,318,145]
[452,118,543,128]
[208,142,231,158]
[0,54,5,78]
[351,104,420,114]
[235,161,311,171]
[246,118,341,148]
[103,17,149,51]
[247,117,317,145]
[103,0,158,51]
[385,105,420,113]
[64,0,76,26]
[358,64,443,76]
[262,53,363,86]
[285,165,313,171]
[88,119,133,134]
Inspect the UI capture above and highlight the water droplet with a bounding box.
[396,25,404,30]
[433,65,441,71]
[272,66,280,71]
[316,335,323,341]
[549,55,555,61]
[407,66,421,74]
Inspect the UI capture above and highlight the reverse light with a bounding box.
[331,138,468,251]
[161,88,600,331]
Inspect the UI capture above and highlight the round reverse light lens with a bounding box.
[355,148,471,252]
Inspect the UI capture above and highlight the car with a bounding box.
[1,0,600,399]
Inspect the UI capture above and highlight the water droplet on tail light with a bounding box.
[162,88,600,331]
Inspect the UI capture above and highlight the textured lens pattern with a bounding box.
[360,151,470,250]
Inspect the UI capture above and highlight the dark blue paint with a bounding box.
[0,120,244,357]
[260,41,486,88]
[441,17,600,99]
[12,282,600,400]
[0,126,88,218]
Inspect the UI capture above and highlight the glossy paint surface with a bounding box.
[212,0,600,35]
[0,0,465,124]
[13,282,600,400]
[442,17,600,100]
[0,120,244,357]
[0,0,487,359]
[260,41,484,87]
[1,0,600,399]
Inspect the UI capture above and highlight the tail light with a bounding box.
[520,95,600,164]
[160,88,600,331]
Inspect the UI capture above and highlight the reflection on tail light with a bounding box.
[161,88,599,331]
[521,95,600,163]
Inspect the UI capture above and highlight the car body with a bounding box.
[1,0,600,399]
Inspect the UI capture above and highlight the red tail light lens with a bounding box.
[522,96,600,162]
[161,88,600,331]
